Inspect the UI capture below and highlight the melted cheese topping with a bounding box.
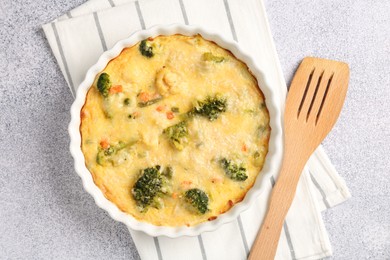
[80,35,270,226]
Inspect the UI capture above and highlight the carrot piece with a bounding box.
[100,139,110,149]
[156,105,164,112]
[132,111,140,118]
[181,181,192,186]
[172,192,178,199]
[166,111,174,120]
[138,92,150,102]
[109,85,123,94]
[241,143,247,152]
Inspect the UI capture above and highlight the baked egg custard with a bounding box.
[80,35,270,226]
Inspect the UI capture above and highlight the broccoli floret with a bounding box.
[97,73,111,97]
[171,106,180,113]
[163,121,188,150]
[163,166,174,179]
[132,166,171,211]
[220,158,248,181]
[202,52,225,63]
[253,151,264,167]
[138,97,162,107]
[257,123,269,138]
[139,40,154,58]
[124,98,131,106]
[179,110,195,121]
[194,95,227,121]
[96,141,132,166]
[137,92,163,107]
[184,188,209,214]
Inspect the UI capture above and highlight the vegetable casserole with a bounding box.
[80,34,270,226]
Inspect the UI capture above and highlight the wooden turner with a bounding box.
[249,57,349,260]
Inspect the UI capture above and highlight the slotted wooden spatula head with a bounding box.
[284,57,349,161]
[249,57,349,260]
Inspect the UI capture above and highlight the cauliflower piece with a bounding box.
[139,128,160,148]
[155,67,186,96]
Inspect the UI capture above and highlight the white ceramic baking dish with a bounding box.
[69,24,282,238]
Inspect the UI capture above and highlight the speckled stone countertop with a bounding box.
[0,0,389,259]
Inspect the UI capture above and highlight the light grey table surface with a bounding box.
[0,0,389,259]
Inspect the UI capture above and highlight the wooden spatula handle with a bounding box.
[249,57,349,259]
[249,149,308,260]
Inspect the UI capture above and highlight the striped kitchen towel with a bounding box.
[42,0,351,259]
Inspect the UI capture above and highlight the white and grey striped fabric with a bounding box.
[42,0,351,259]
